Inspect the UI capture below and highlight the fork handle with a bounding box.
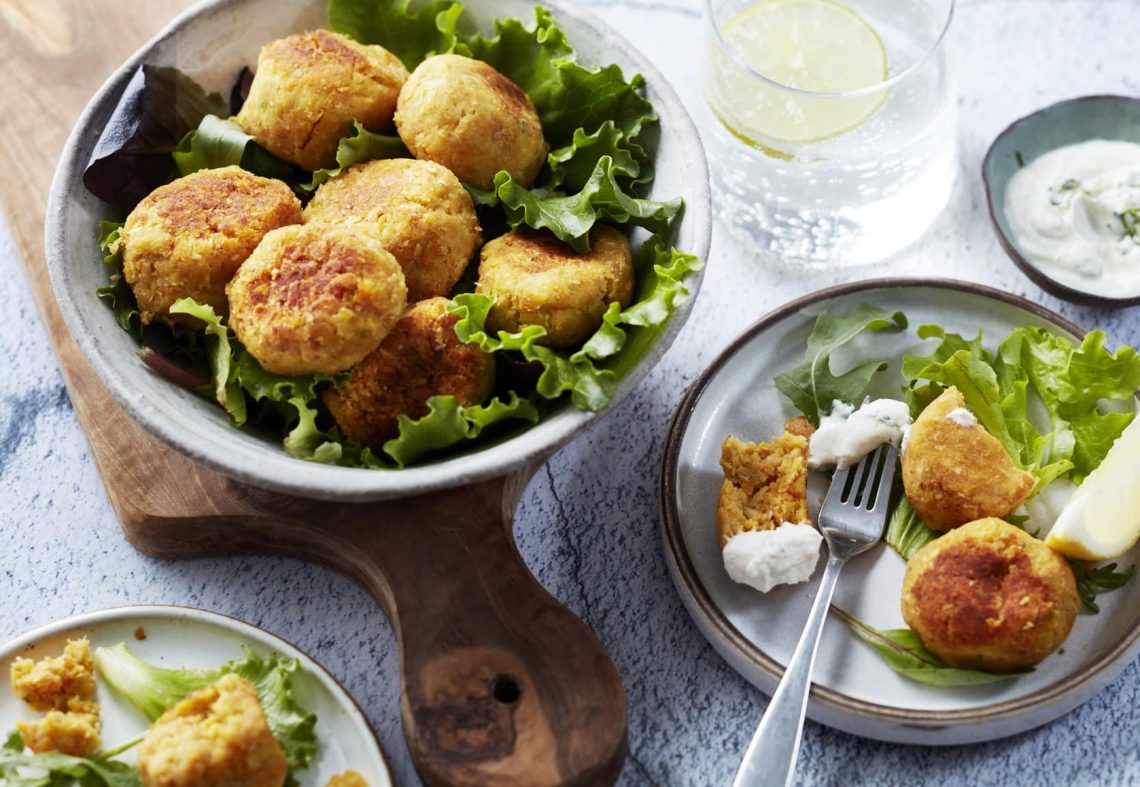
[733,553,845,787]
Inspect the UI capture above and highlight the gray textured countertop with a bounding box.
[5,0,1140,784]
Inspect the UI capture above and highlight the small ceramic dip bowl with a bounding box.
[983,94,1140,307]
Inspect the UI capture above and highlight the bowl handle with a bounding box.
[120,465,628,786]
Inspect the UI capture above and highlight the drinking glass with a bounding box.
[701,0,957,267]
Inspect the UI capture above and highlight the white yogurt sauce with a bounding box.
[809,398,911,470]
[722,524,823,593]
[945,407,977,427]
[1004,139,1140,296]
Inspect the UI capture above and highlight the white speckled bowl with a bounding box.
[45,0,710,501]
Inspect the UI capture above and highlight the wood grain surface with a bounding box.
[0,2,628,783]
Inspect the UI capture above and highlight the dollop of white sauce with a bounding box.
[809,398,911,470]
[944,407,977,427]
[1004,140,1140,296]
[722,524,823,593]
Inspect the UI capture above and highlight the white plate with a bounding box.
[660,278,1140,745]
[0,606,391,785]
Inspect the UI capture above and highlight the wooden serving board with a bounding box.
[0,3,627,784]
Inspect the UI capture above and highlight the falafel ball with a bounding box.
[303,159,480,301]
[235,30,408,171]
[137,673,287,787]
[475,225,634,348]
[323,297,495,446]
[120,166,302,325]
[395,54,548,190]
[227,224,407,376]
[903,387,1037,530]
[901,518,1079,672]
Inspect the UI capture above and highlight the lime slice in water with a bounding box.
[712,0,889,146]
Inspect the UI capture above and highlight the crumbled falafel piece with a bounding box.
[901,518,1079,672]
[476,226,634,348]
[18,705,101,757]
[327,771,370,787]
[227,223,407,376]
[717,430,812,548]
[10,638,96,712]
[324,297,495,446]
[304,158,480,301]
[236,30,408,171]
[395,54,548,190]
[120,166,302,326]
[137,673,287,787]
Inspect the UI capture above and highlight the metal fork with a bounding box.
[732,443,899,787]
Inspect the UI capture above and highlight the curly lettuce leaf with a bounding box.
[383,392,540,467]
[0,731,141,787]
[328,0,464,69]
[305,120,407,190]
[84,65,229,210]
[904,324,1140,485]
[448,239,702,410]
[493,157,681,252]
[94,643,317,780]
[94,221,143,339]
[774,305,908,425]
[173,114,299,182]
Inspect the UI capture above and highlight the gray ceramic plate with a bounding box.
[44,0,710,502]
[983,94,1140,306]
[660,278,1140,745]
[0,606,391,785]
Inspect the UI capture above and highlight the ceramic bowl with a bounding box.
[44,0,710,502]
[982,94,1140,307]
[0,605,391,784]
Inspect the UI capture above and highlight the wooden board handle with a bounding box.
[123,468,628,786]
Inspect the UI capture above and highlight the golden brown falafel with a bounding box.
[137,673,287,787]
[303,159,480,300]
[226,224,407,376]
[235,30,408,171]
[901,518,1079,672]
[327,772,370,787]
[475,226,634,348]
[903,387,1036,530]
[395,54,548,190]
[120,166,302,325]
[323,297,495,446]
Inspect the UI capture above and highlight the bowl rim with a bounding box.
[0,603,392,782]
[659,276,1140,742]
[981,93,1140,308]
[43,0,711,502]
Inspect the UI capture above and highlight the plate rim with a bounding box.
[658,276,1140,740]
[0,604,392,784]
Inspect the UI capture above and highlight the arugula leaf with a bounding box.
[327,0,464,69]
[1070,561,1135,613]
[0,731,141,787]
[773,305,908,425]
[832,608,1030,686]
[94,643,317,779]
[305,120,407,190]
[84,65,229,210]
[448,239,703,410]
[884,498,939,561]
[173,115,300,183]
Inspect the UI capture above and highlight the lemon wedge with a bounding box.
[709,0,889,147]
[1045,415,1140,561]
